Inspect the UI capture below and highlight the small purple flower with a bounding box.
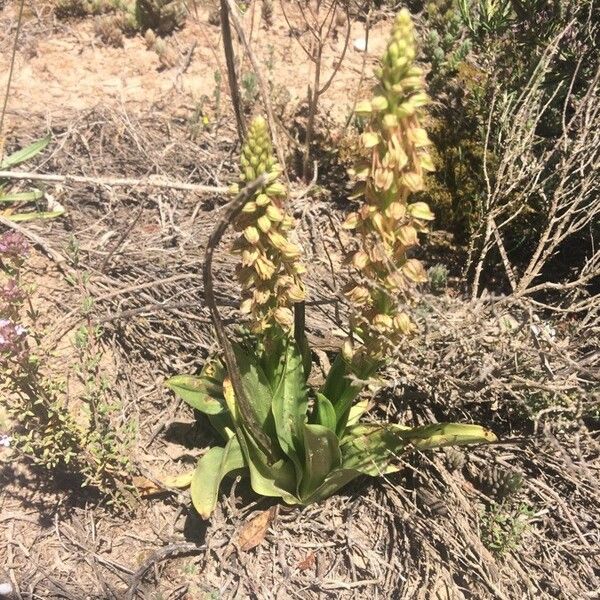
[1,278,23,304]
[0,318,28,365]
[0,231,29,262]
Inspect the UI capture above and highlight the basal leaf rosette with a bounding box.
[232,117,306,335]
[343,9,436,364]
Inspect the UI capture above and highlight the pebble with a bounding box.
[353,38,367,52]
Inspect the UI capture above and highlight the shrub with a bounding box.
[1,233,135,498]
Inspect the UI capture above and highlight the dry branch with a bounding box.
[223,0,287,175]
[469,20,600,324]
[0,170,229,194]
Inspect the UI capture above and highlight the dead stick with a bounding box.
[125,543,201,600]
[203,172,277,461]
[223,0,287,177]
[0,170,228,194]
[220,0,246,143]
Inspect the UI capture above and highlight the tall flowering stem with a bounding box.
[232,117,306,336]
[343,9,435,365]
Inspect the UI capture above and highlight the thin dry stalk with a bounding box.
[223,0,287,176]
[220,0,247,142]
[281,0,351,180]
[469,20,599,325]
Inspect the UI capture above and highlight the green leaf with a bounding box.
[165,369,225,415]
[347,398,370,426]
[0,135,51,170]
[239,428,299,504]
[299,423,341,500]
[391,423,497,449]
[232,342,275,428]
[301,467,363,505]
[271,341,308,480]
[207,413,235,443]
[259,333,286,384]
[190,437,246,519]
[340,423,407,476]
[314,392,337,432]
[0,190,43,203]
[321,354,377,437]
[5,210,63,222]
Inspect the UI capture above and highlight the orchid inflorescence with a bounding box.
[343,8,436,366]
[232,116,306,335]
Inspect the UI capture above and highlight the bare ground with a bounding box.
[1,2,599,599]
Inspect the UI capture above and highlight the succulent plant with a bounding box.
[135,0,186,35]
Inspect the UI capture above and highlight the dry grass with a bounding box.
[0,107,598,600]
[0,1,599,596]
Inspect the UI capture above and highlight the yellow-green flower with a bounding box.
[344,9,435,364]
[233,117,306,334]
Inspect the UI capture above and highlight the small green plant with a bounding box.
[458,0,513,41]
[213,69,222,121]
[1,240,134,498]
[135,0,187,35]
[241,71,259,110]
[166,12,495,520]
[480,501,532,555]
[1,136,64,223]
[429,263,449,294]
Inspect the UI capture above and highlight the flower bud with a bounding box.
[257,215,272,233]
[341,338,354,362]
[266,204,283,222]
[342,212,359,230]
[255,193,270,207]
[382,113,399,130]
[371,96,389,111]
[361,132,380,149]
[408,202,435,221]
[373,314,393,333]
[393,312,415,335]
[345,285,371,306]
[397,225,418,246]
[266,182,286,196]
[403,258,428,283]
[244,226,260,244]
[352,250,369,270]
[355,100,372,115]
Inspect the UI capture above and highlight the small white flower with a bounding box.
[0,435,12,448]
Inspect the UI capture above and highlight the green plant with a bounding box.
[429,263,449,294]
[1,244,135,498]
[480,501,532,555]
[166,12,495,520]
[1,136,64,222]
[135,0,186,35]
[241,71,259,109]
[458,0,513,41]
